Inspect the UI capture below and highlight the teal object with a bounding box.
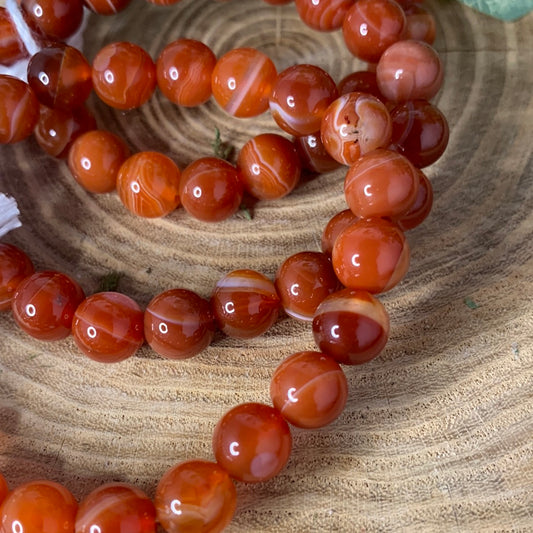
[458,0,533,21]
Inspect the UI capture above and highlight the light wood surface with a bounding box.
[0,0,532,531]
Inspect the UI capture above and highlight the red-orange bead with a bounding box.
[312,288,390,364]
[270,351,348,428]
[0,480,77,533]
[211,47,277,118]
[144,288,215,360]
[293,132,341,174]
[211,269,280,339]
[75,482,156,533]
[0,75,40,144]
[342,0,406,63]
[321,92,392,166]
[344,148,419,219]
[213,402,292,483]
[11,271,85,341]
[68,130,130,193]
[0,243,35,312]
[0,8,26,66]
[321,209,359,256]
[295,0,354,32]
[0,473,8,505]
[155,460,236,533]
[403,4,436,44]
[179,157,243,222]
[27,45,92,111]
[84,0,132,15]
[376,40,444,103]
[237,133,301,200]
[275,251,338,322]
[394,168,433,231]
[21,0,84,41]
[337,70,384,102]
[269,64,339,136]
[117,152,181,218]
[332,218,410,293]
[389,99,449,168]
[156,39,216,107]
[92,42,156,110]
[34,104,97,159]
[72,292,144,363]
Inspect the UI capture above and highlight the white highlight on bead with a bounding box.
[131,182,141,194]
[169,67,179,81]
[364,184,372,197]
[287,387,298,403]
[170,499,183,515]
[38,71,49,86]
[12,521,23,533]
[330,325,340,339]
[87,326,97,339]
[81,157,91,170]
[228,77,236,90]
[394,69,403,80]
[49,128,57,138]
[359,23,368,36]
[251,163,261,175]
[0,193,22,237]
[90,525,101,533]
[229,441,240,456]
[307,135,317,148]
[104,70,115,84]
[286,95,295,108]
[225,302,235,314]
[351,254,360,267]
[193,186,202,198]
[159,322,168,334]
[339,124,349,138]
[290,283,300,296]
[25,304,36,317]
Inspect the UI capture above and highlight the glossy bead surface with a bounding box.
[342,0,406,63]
[0,75,40,144]
[0,480,77,533]
[11,271,85,340]
[117,152,181,218]
[155,460,236,533]
[293,132,341,174]
[312,288,390,364]
[237,133,301,200]
[35,104,97,159]
[72,292,144,363]
[321,92,392,165]
[269,64,338,136]
[395,168,433,231]
[146,0,182,4]
[0,243,35,312]
[344,148,419,219]
[92,42,156,110]
[275,251,338,322]
[404,4,436,44]
[376,40,444,103]
[295,0,354,32]
[212,47,277,118]
[211,269,280,339]
[179,157,243,222]
[270,350,348,428]
[0,8,26,66]
[144,288,215,360]
[213,402,292,483]
[337,70,384,102]
[321,209,359,256]
[68,130,130,193]
[0,473,7,505]
[84,0,132,15]
[332,218,410,293]
[157,39,216,107]
[389,99,449,168]
[21,0,84,40]
[75,482,156,533]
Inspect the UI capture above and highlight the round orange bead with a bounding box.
[394,168,433,231]
[179,157,243,222]
[404,4,436,44]
[211,269,280,339]
[11,271,85,341]
[0,480,77,533]
[295,0,354,32]
[21,0,84,41]
[92,42,156,110]
[332,218,410,293]
[157,39,216,107]
[84,0,132,15]
[213,402,292,483]
[72,292,144,363]
[75,482,156,533]
[312,288,390,365]
[0,472,8,505]
[237,133,301,200]
[117,151,181,218]
[68,130,130,193]
[155,460,237,533]
[144,288,215,360]
[293,132,341,174]
[344,148,419,219]
[337,70,384,102]
[270,351,348,428]
[0,8,27,66]
[275,251,338,322]
[0,243,35,312]
[321,209,359,256]
[211,47,277,118]
[0,75,40,144]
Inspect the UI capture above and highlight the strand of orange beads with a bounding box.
[0,0,447,532]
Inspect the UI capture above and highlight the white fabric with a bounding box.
[0,193,21,237]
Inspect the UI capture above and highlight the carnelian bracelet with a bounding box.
[0,0,448,531]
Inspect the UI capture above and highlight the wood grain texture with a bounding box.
[0,0,532,531]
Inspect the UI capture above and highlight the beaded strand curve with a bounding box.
[0,0,447,531]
